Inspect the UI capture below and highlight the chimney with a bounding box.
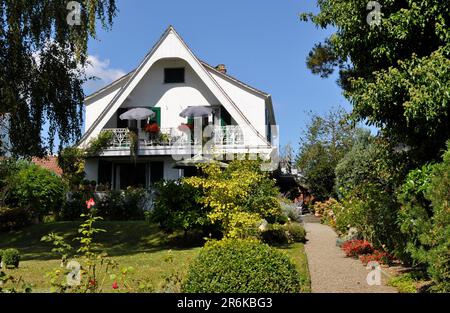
[215,64,227,74]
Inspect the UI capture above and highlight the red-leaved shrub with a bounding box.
[342,240,373,257]
[359,250,391,265]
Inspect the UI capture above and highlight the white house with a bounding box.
[79,26,277,189]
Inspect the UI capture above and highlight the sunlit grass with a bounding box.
[0,221,310,293]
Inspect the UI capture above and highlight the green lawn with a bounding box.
[0,221,311,293]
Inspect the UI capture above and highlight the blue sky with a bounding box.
[84,0,350,152]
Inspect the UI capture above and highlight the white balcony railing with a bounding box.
[106,128,131,148]
[102,126,245,151]
[213,125,244,146]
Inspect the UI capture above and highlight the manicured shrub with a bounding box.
[1,248,20,268]
[261,223,289,244]
[342,240,374,257]
[284,223,307,243]
[183,239,302,293]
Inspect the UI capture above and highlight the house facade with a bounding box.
[79,26,277,190]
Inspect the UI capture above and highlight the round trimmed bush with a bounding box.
[284,223,307,243]
[260,224,289,244]
[2,249,20,268]
[182,239,302,293]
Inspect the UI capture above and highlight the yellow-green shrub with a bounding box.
[184,160,281,238]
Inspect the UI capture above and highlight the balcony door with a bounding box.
[119,163,146,189]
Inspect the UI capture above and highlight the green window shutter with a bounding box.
[187,117,194,125]
[149,107,161,127]
[221,108,231,126]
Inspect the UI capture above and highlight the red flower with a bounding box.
[86,198,95,209]
[145,123,160,134]
[112,281,119,290]
[89,279,96,287]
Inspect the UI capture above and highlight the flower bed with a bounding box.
[359,250,391,265]
[341,239,373,257]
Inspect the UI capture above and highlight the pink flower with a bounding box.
[86,198,95,209]
[112,281,119,289]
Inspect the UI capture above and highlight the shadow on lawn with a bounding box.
[0,221,205,261]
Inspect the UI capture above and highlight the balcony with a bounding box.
[100,126,248,156]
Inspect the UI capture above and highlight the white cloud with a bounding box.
[84,55,126,93]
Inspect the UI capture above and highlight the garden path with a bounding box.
[303,221,397,293]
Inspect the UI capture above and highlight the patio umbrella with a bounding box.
[119,108,155,120]
[179,106,213,118]
[174,154,228,169]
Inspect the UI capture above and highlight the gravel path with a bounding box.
[304,222,397,293]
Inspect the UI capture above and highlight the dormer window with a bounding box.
[164,68,185,83]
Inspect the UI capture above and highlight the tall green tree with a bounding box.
[301,0,450,162]
[296,107,358,200]
[0,0,117,157]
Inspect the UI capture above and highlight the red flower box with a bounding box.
[145,123,160,134]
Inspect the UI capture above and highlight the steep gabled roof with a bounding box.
[200,60,270,98]
[79,26,271,147]
[85,70,134,103]
[84,59,270,102]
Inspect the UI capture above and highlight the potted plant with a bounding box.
[159,133,170,145]
[145,123,160,134]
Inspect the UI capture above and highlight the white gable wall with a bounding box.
[85,86,122,133]
[121,58,220,129]
[208,70,268,139]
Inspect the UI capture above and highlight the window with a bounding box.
[164,68,185,83]
[117,108,128,128]
[150,162,164,184]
